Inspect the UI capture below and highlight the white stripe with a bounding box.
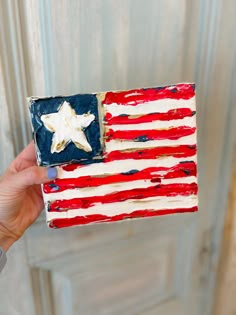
[108,116,196,131]
[105,132,197,152]
[57,157,196,179]
[104,97,195,116]
[161,176,196,185]
[46,195,198,220]
[43,176,197,202]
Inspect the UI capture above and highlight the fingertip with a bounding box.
[3,165,59,190]
[47,167,58,180]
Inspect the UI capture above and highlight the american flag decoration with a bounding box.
[29,83,198,229]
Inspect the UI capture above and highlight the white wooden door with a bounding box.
[0,1,235,314]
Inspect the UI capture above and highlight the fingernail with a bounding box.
[47,167,58,179]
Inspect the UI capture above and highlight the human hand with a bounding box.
[0,142,57,252]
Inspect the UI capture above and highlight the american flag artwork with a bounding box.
[29,83,198,229]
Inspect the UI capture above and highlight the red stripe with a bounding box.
[105,126,196,141]
[103,83,195,105]
[105,108,195,125]
[48,183,198,211]
[61,164,79,171]
[49,206,198,228]
[60,145,196,169]
[44,162,196,193]
[105,144,196,161]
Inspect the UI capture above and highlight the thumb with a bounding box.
[7,166,58,190]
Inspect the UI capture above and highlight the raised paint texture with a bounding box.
[105,108,196,125]
[28,82,198,228]
[29,94,102,166]
[105,145,196,161]
[105,126,196,142]
[49,206,198,228]
[49,183,198,211]
[41,101,95,153]
[103,83,195,105]
[44,161,196,193]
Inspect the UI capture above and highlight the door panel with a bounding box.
[26,216,199,315]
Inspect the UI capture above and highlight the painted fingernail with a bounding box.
[47,167,58,179]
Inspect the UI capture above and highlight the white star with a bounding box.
[41,101,95,153]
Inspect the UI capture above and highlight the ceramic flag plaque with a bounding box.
[29,83,198,229]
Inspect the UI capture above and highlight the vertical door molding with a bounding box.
[0,2,37,314]
[214,160,236,315]
[0,0,33,156]
[0,59,14,173]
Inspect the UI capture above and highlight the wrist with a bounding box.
[0,235,14,252]
[0,224,16,252]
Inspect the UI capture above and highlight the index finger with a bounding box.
[17,140,36,162]
[16,141,37,162]
[5,141,38,175]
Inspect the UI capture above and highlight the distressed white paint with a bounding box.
[0,0,235,315]
[213,162,236,315]
[0,60,15,173]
